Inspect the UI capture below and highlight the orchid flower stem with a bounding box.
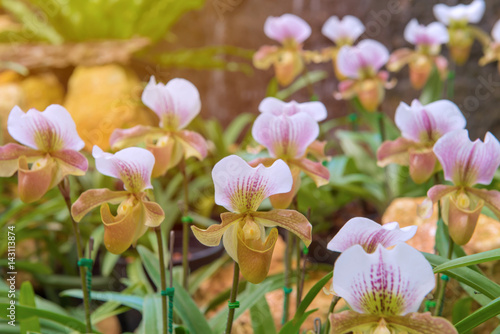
[155,228,168,334]
[180,158,190,290]
[225,262,240,334]
[447,65,455,100]
[434,238,454,316]
[377,111,386,142]
[295,236,302,307]
[301,64,316,100]
[57,179,92,333]
[323,296,342,334]
[282,230,292,324]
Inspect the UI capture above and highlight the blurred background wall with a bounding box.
[150,0,500,140]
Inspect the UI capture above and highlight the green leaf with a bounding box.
[60,290,143,310]
[423,253,500,299]
[0,260,52,275]
[296,271,332,318]
[141,294,163,334]
[136,246,213,334]
[433,248,500,273]
[0,303,99,333]
[452,297,473,325]
[266,77,279,97]
[19,281,40,333]
[102,252,121,277]
[279,309,318,334]
[419,66,444,104]
[276,71,328,100]
[223,113,255,148]
[189,255,229,294]
[455,296,500,333]
[250,294,276,334]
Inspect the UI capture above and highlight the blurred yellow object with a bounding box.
[64,64,157,151]
[0,71,64,145]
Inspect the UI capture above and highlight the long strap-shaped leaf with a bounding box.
[455,296,500,333]
[433,248,500,273]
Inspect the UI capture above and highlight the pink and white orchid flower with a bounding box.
[389,19,449,89]
[335,40,392,111]
[251,106,330,208]
[0,105,88,203]
[377,99,466,184]
[71,146,164,254]
[433,0,485,65]
[327,217,417,253]
[479,19,500,72]
[259,97,327,122]
[423,130,500,245]
[110,76,207,177]
[330,243,457,334]
[191,155,312,284]
[321,15,365,47]
[254,14,311,86]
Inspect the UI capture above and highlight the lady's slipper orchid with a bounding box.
[321,15,365,80]
[423,129,500,245]
[71,146,164,254]
[377,99,466,184]
[0,105,88,203]
[335,39,392,111]
[110,76,207,177]
[327,217,417,253]
[259,97,327,122]
[433,0,485,65]
[479,20,500,72]
[251,106,330,208]
[330,243,457,334]
[253,14,311,86]
[191,155,312,284]
[388,19,449,89]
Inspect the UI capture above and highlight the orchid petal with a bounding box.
[333,243,435,316]
[223,223,239,261]
[273,50,304,86]
[433,0,485,25]
[468,187,500,220]
[109,125,164,151]
[337,40,389,79]
[191,212,245,247]
[327,217,417,253]
[427,184,458,204]
[140,196,165,227]
[264,14,311,44]
[404,19,448,46]
[142,76,201,130]
[251,209,312,246]
[51,150,88,176]
[307,140,327,160]
[71,188,130,222]
[377,137,414,167]
[434,130,500,186]
[101,200,145,254]
[17,156,57,203]
[253,45,280,70]
[269,166,301,209]
[0,143,41,177]
[386,312,458,334]
[212,155,292,213]
[321,15,365,45]
[395,99,465,143]
[252,112,319,159]
[387,48,415,72]
[492,19,500,43]
[176,130,208,161]
[291,158,329,187]
[258,98,327,122]
[93,146,155,193]
[237,227,278,284]
[408,148,436,184]
[447,193,483,245]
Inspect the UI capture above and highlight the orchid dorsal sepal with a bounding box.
[433,0,485,26]
[264,14,311,45]
[327,217,417,253]
[0,105,88,203]
[321,15,365,46]
[258,97,327,122]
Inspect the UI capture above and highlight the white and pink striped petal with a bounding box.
[434,130,500,186]
[336,40,389,79]
[321,15,365,45]
[333,243,435,316]
[264,14,311,44]
[252,112,319,159]
[404,19,449,46]
[142,76,201,130]
[212,155,292,213]
[327,217,417,253]
[433,0,485,25]
[7,105,85,152]
[258,97,327,121]
[92,146,155,193]
[395,99,465,143]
